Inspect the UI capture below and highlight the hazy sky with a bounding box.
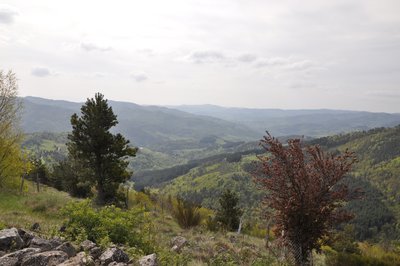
[1,0,399,112]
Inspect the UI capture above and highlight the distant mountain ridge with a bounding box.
[172,104,400,137]
[21,96,258,150]
[21,96,400,151]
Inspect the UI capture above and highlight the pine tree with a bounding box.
[67,93,137,205]
[215,189,243,231]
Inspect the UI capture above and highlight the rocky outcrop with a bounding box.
[99,247,130,265]
[138,253,158,266]
[58,251,95,266]
[0,228,24,251]
[0,227,136,266]
[21,250,69,266]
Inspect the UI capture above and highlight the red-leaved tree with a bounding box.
[254,133,360,265]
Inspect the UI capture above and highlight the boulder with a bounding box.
[170,236,187,252]
[138,253,158,266]
[0,228,24,251]
[55,242,76,258]
[29,237,53,251]
[29,237,63,251]
[80,240,96,251]
[58,252,95,266]
[108,262,128,266]
[0,248,41,264]
[21,250,68,266]
[99,247,129,265]
[17,228,35,247]
[89,246,102,260]
[0,256,18,266]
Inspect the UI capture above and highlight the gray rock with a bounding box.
[0,247,41,264]
[17,228,35,247]
[29,237,63,251]
[58,252,95,266]
[21,250,68,266]
[108,262,128,266]
[56,242,76,258]
[0,228,24,251]
[80,239,96,251]
[99,247,129,265]
[89,246,102,260]
[29,237,53,251]
[0,256,18,266]
[170,236,187,252]
[138,253,158,266]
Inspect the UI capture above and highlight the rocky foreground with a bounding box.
[0,227,164,266]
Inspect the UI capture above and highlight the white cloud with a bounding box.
[186,51,226,64]
[0,7,18,24]
[31,67,52,77]
[80,42,112,52]
[130,72,148,82]
[237,54,257,63]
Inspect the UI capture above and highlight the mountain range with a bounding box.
[21,96,400,151]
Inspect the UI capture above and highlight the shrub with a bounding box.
[215,189,242,231]
[172,197,201,228]
[61,199,154,253]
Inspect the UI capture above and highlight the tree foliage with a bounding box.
[254,133,360,265]
[67,93,137,205]
[0,70,27,189]
[215,189,243,231]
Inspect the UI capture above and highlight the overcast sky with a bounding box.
[1,0,399,112]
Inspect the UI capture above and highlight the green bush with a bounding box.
[61,199,154,254]
[172,197,201,229]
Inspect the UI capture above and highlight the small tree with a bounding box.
[67,93,137,205]
[254,133,359,265]
[215,189,243,231]
[0,70,27,189]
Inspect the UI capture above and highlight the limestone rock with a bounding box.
[29,237,53,251]
[108,262,128,266]
[99,247,129,265]
[0,228,24,251]
[58,251,95,266]
[80,240,96,251]
[138,253,158,266]
[89,246,102,260]
[21,250,68,266]
[170,236,187,252]
[0,247,41,264]
[17,228,35,247]
[55,242,76,258]
[0,256,18,266]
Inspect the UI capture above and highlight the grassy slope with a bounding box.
[0,184,275,265]
[0,182,73,233]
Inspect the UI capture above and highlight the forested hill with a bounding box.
[136,125,400,241]
[21,96,258,150]
[172,105,400,137]
[310,127,400,207]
